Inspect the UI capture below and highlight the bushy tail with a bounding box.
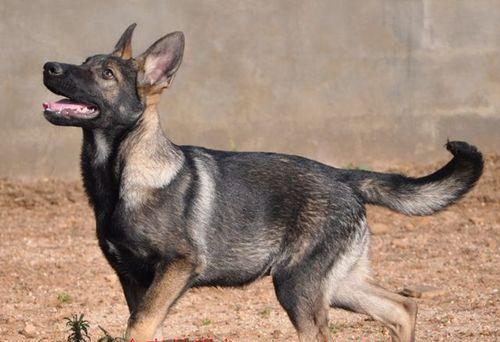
[344,141,483,216]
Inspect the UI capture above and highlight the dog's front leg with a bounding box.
[119,275,147,315]
[125,258,194,342]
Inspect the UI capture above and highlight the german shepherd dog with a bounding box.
[42,24,483,342]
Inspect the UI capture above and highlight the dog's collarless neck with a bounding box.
[116,107,184,208]
[80,107,184,217]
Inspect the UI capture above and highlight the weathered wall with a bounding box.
[1,0,499,179]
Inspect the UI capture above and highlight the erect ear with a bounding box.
[112,23,137,59]
[136,31,184,91]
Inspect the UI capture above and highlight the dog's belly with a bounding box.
[194,255,273,288]
[189,243,278,288]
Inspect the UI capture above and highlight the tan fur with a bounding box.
[112,23,136,59]
[117,41,133,59]
[296,298,333,342]
[330,252,417,342]
[125,259,193,342]
[117,101,184,207]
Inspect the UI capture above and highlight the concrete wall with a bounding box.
[1,0,499,179]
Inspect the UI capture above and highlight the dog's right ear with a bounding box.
[112,23,137,59]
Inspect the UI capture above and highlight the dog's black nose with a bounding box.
[44,62,64,76]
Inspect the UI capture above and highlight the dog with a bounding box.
[42,24,483,342]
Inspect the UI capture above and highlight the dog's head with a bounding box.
[43,23,184,129]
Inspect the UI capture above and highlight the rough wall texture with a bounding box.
[1,0,499,179]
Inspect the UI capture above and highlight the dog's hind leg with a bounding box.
[330,251,417,342]
[272,236,340,342]
[125,258,194,342]
[273,268,333,342]
[271,192,370,342]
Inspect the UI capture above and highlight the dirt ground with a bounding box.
[0,155,498,342]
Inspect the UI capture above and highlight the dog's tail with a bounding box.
[342,141,483,216]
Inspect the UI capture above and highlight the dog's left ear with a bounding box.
[112,23,137,59]
[136,31,184,92]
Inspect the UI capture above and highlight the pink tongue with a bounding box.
[43,99,92,111]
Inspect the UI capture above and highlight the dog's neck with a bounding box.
[117,103,184,207]
[81,102,184,221]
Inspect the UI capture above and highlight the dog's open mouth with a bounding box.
[43,98,99,119]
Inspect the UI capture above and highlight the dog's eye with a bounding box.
[102,68,115,80]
